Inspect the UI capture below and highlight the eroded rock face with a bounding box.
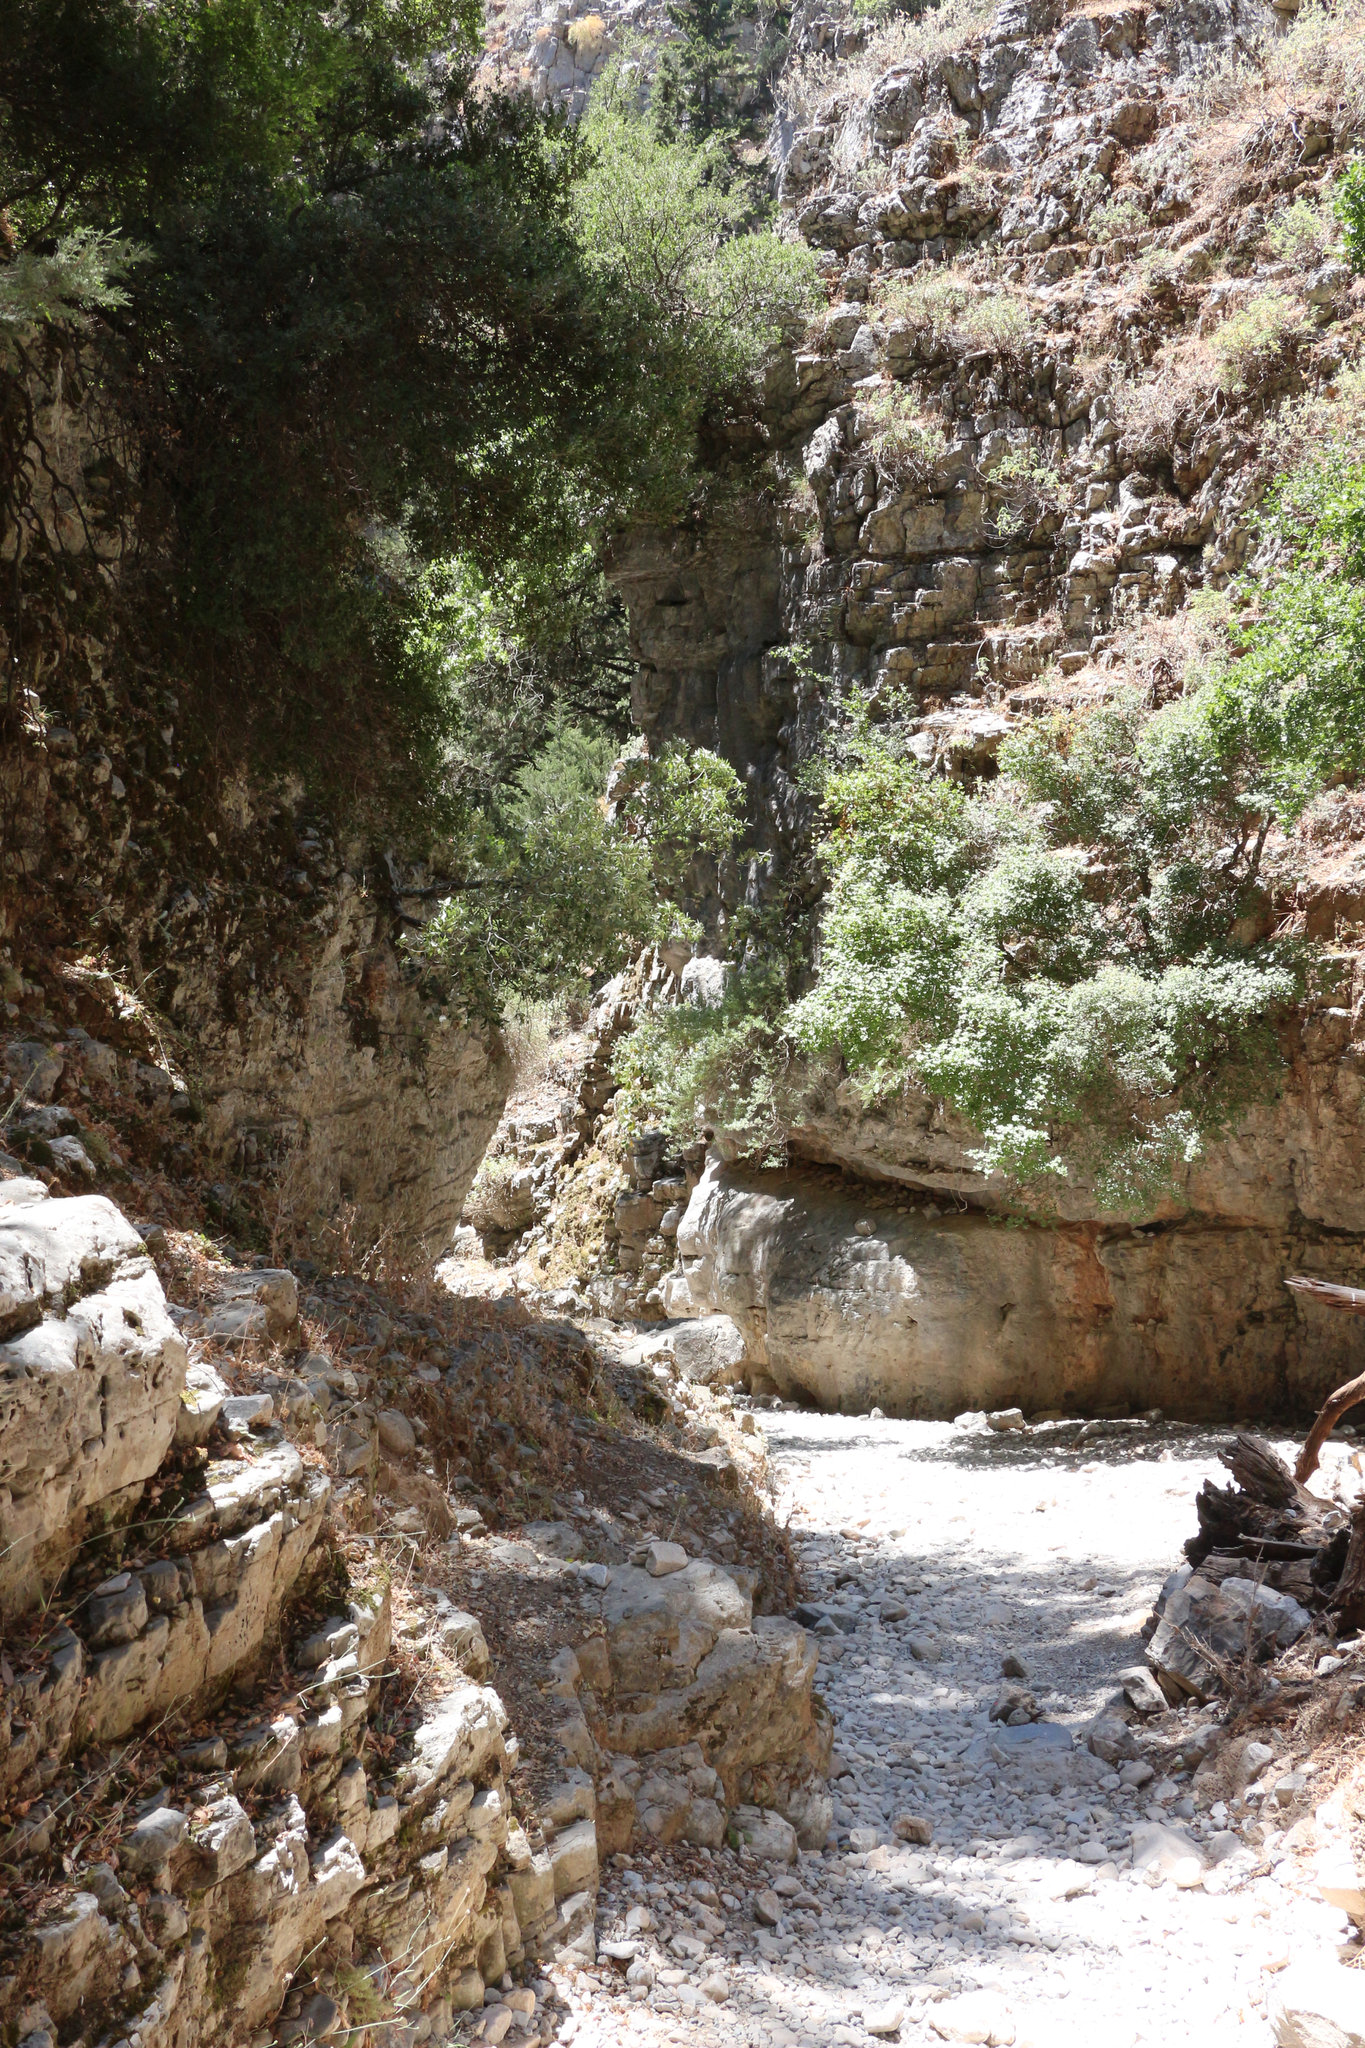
[0,1187,187,1616]
[1,580,509,1268]
[0,1193,547,2048]
[603,0,1365,1420]
[564,1557,833,1855]
[188,875,511,1263]
[667,1152,1365,1419]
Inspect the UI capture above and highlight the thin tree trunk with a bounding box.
[1296,1369,1365,1484]
[1285,1276,1365,1481]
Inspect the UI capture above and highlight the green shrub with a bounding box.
[857,384,949,488]
[614,736,746,898]
[574,92,820,518]
[1266,194,1337,268]
[778,448,1365,1202]
[612,966,791,1156]
[786,699,1299,1207]
[1087,195,1147,245]
[1157,442,1365,823]
[879,268,1032,355]
[1334,155,1365,272]
[410,725,656,1019]
[0,0,812,851]
[0,229,142,333]
[409,732,744,1019]
[1209,293,1303,392]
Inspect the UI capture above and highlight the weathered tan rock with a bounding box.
[573,1560,831,1854]
[668,1147,1365,1419]
[0,1194,187,1616]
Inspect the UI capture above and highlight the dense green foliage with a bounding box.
[1159,448,1365,823]
[2,0,641,819]
[573,88,818,511]
[789,699,1299,1206]
[408,735,744,1017]
[619,449,1365,1208]
[1334,155,1365,271]
[0,2,806,806]
[2,0,816,1016]
[651,0,768,139]
[613,963,791,1154]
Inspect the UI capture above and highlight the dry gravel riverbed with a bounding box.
[540,1409,1364,2048]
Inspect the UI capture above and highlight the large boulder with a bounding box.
[572,1560,832,1854]
[667,1149,1365,1420]
[1147,1569,1311,1701]
[0,1190,187,1617]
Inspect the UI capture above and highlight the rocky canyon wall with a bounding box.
[610,0,1365,1419]
[0,341,509,1263]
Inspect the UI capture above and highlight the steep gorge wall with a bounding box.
[0,343,509,1261]
[614,0,1365,1418]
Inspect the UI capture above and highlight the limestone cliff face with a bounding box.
[616,0,1365,1417]
[0,1186,831,2047]
[0,342,509,1260]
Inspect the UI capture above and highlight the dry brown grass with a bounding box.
[1264,0,1365,133]
[781,0,997,127]
[875,261,1036,354]
[1171,0,1365,136]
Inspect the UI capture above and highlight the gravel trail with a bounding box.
[551,1410,1354,2048]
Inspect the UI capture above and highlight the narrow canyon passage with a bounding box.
[556,1409,1349,2048]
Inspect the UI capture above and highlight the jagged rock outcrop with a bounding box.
[607,0,1365,1419]
[0,1186,540,2048]
[1,1181,833,2045]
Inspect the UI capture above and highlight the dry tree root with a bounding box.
[1285,1277,1365,1483]
[1296,1369,1365,1485]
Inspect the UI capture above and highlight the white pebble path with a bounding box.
[545,1412,1358,2048]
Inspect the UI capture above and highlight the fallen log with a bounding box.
[1286,1277,1365,1317]
[1224,1432,1299,1508]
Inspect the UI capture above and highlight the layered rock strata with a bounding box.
[0,1186,542,2048]
[0,1183,831,2047]
[607,0,1365,1418]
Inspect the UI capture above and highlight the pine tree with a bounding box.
[653,0,753,137]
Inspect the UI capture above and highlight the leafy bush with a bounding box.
[574,93,820,515]
[615,737,746,899]
[410,732,744,1018]
[857,384,949,489]
[1160,442,1365,824]
[1087,195,1147,244]
[1335,155,1365,272]
[987,441,1061,539]
[1267,194,1337,268]
[878,267,1032,355]
[1,0,811,853]
[778,445,1365,1203]
[410,725,655,1018]
[612,966,792,1156]
[0,229,142,332]
[787,698,1299,1207]
[650,0,776,142]
[1209,293,1303,393]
